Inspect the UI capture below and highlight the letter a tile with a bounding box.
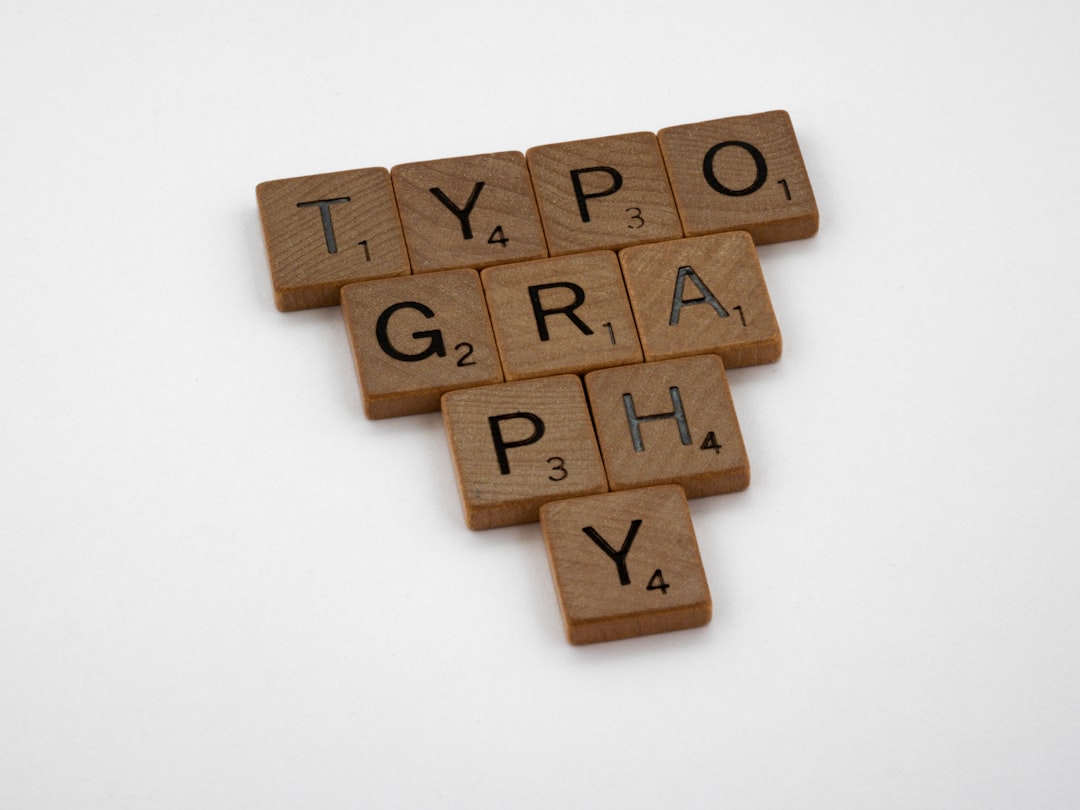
[341,268,502,418]
[618,231,782,368]
[540,485,711,644]
[658,110,818,244]
[257,167,411,311]
[584,355,749,498]
[442,376,608,530]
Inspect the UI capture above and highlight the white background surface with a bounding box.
[3,1,1079,807]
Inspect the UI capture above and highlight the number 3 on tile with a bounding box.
[547,456,568,481]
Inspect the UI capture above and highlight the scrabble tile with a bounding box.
[584,355,749,498]
[526,132,683,256]
[257,167,410,311]
[481,251,643,381]
[341,268,502,419]
[391,151,548,273]
[658,110,818,244]
[442,375,608,530]
[540,485,711,645]
[618,231,781,367]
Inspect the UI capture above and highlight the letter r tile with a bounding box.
[341,268,502,419]
[391,151,548,273]
[256,167,410,311]
[442,376,608,530]
[481,251,643,381]
[540,485,711,644]
[658,110,818,244]
[526,132,683,256]
[584,355,750,498]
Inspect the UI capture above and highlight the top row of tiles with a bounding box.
[257,110,818,311]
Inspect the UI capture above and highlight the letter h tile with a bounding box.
[584,354,750,498]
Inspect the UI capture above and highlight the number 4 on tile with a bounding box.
[646,569,670,594]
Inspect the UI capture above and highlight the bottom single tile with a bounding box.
[540,485,711,645]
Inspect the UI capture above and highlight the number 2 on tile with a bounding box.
[455,342,476,367]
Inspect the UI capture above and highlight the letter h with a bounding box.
[622,387,691,453]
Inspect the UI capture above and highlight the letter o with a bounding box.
[702,141,768,197]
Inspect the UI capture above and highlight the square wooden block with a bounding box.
[341,268,503,419]
[256,167,410,311]
[658,110,818,244]
[481,251,643,381]
[526,132,683,256]
[391,151,548,273]
[584,355,749,498]
[618,231,782,368]
[540,485,711,645]
[442,375,608,530]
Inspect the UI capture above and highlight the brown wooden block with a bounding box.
[391,151,548,274]
[256,167,410,311]
[441,375,608,530]
[341,268,502,419]
[481,251,643,381]
[658,110,818,244]
[584,355,749,498]
[540,485,711,645]
[618,231,781,368]
[526,132,683,256]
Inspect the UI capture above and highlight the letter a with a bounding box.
[669,265,729,325]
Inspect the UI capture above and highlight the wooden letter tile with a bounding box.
[391,151,548,273]
[540,485,711,644]
[442,375,608,529]
[658,110,818,244]
[256,167,410,311]
[618,231,781,368]
[584,355,749,498]
[481,251,643,381]
[341,268,502,419]
[526,132,683,256]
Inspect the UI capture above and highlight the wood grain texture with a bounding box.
[441,375,608,530]
[481,251,643,381]
[256,167,410,311]
[584,355,749,498]
[618,231,781,367]
[341,269,502,419]
[540,485,711,644]
[391,151,548,273]
[658,110,818,244]
[526,132,683,256]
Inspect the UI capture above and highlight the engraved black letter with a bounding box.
[583,520,642,586]
[488,412,546,475]
[569,166,623,223]
[670,265,729,325]
[430,182,485,240]
[375,301,447,362]
[296,197,350,254]
[623,388,692,452]
[528,282,594,341]
[702,141,767,197]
